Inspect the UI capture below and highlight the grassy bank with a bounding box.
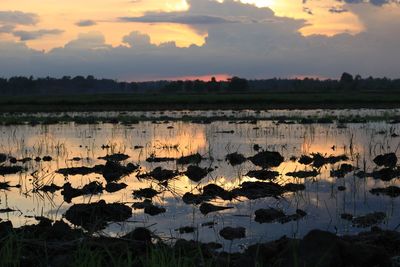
[1,91,400,112]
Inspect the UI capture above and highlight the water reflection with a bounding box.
[0,113,400,251]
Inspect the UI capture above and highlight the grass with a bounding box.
[1,91,400,112]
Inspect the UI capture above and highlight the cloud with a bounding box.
[0,0,399,80]
[13,29,64,41]
[76,20,97,27]
[0,24,15,33]
[0,10,39,25]
[119,14,235,25]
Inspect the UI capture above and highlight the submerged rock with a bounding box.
[342,212,386,228]
[65,200,132,231]
[255,208,307,224]
[219,227,246,240]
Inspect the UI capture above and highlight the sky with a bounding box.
[0,0,399,81]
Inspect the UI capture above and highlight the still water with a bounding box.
[0,109,399,250]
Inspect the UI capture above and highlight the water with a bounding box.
[0,109,399,251]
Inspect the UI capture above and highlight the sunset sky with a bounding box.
[0,0,399,81]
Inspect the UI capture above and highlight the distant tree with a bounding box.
[340,72,354,83]
[228,76,248,92]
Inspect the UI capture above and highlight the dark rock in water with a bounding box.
[133,188,159,199]
[56,165,103,176]
[38,183,63,193]
[351,212,386,228]
[105,182,128,193]
[338,186,346,191]
[219,227,246,240]
[255,208,307,224]
[311,153,348,168]
[0,153,7,163]
[42,156,52,161]
[341,213,354,221]
[253,144,261,151]
[146,156,175,163]
[255,208,285,223]
[199,203,233,215]
[177,153,203,165]
[370,186,400,198]
[103,161,138,182]
[372,167,400,181]
[175,226,196,234]
[19,157,32,163]
[298,155,313,165]
[65,200,132,231]
[184,165,209,182]
[286,169,319,178]
[373,153,397,167]
[331,164,354,178]
[0,181,12,190]
[34,156,41,162]
[9,157,17,164]
[132,199,153,210]
[138,167,177,182]
[123,227,152,243]
[0,208,17,213]
[283,183,306,192]
[225,152,247,166]
[98,153,130,162]
[144,204,166,216]
[62,181,103,203]
[248,151,284,168]
[231,181,286,200]
[0,166,24,175]
[202,184,232,200]
[182,192,209,205]
[246,170,279,180]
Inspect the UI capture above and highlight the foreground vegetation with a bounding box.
[1,219,399,267]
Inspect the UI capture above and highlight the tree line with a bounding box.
[0,73,399,96]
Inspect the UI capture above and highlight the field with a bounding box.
[1,91,400,112]
[0,109,400,266]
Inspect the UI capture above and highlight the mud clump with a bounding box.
[255,208,307,224]
[184,165,209,182]
[373,153,397,168]
[341,212,386,228]
[202,184,232,201]
[231,181,286,200]
[0,166,24,175]
[246,170,279,180]
[248,151,284,168]
[370,186,400,198]
[133,188,159,199]
[65,200,132,231]
[219,227,246,240]
[98,153,130,162]
[62,181,103,203]
[199,203,233,215]
[102,161,138,182]
[286,169,319,178]
[225,152,247,166]
[177,153,203,165]
[138,167,178,182]
[144,204,166,216]
[105,182,128,193]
